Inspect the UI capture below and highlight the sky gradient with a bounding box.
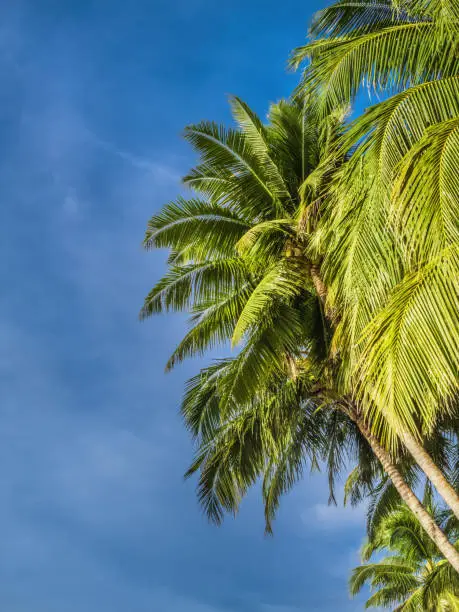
[0,1,368,610]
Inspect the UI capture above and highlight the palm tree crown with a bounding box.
[142,98,344,527]
[350,501,459,610]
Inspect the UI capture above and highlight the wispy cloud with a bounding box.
[302,502,367,531]
[84,130,182,184]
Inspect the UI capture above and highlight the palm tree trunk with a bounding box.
[352,413,459,573]
[401,430,459,521]
[309,264,328,301]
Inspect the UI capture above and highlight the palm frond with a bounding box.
[423,558,459,610]
[292,22,459,111]
[341,77,459,189]
[229,96,290,202]
[185,372,324,529]
[231,260,307,347]
[267,99,321,189]
[165,284,253,370]
[392,117,459,263]
[140,257,248,317]
[220,306,307,410]
[144,197,250,258]
[349,559,418,597]
[181,360,232,440]
[314,160,402,390]
[183,121,285,218]
[357,245,459,436]
[309,0,413,39]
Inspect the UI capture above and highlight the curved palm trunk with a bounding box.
[401,430,459,521]
[353,413,459,573]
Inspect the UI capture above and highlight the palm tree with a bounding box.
[350,501,459,610]
[292,0,459,524]
[142,97,336,409]
[142,97,459,569]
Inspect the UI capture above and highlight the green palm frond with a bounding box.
[183,121,288,218]
[397,0,459,39]
[236,219,293,255]
[314,160,402,388]
[323,407,357,504]
[292,21,459,111]
[423,558,459,610]
[144,197,250,258]
[231,260,307,347]
[229,96,290,201]
[357,245,459,436]
[350,558,419,597]
[392,587,424,611]
[366,476,417,544]
[393,117,459,262]
[181,360,232,440]
[341,77,459,188]
[184,370,324,530]
[267,98,321,188]
[262,396,322,534]
[165,284,253,370]
[140,257,248,317]
[386,517,433,564]
[220,307,307,409]
[309,0,411,39]
[236,220,296,271]
[343,441,385,510]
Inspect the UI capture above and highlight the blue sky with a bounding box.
[0,1,369,610]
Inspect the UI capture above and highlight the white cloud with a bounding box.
[302,503,367,531]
